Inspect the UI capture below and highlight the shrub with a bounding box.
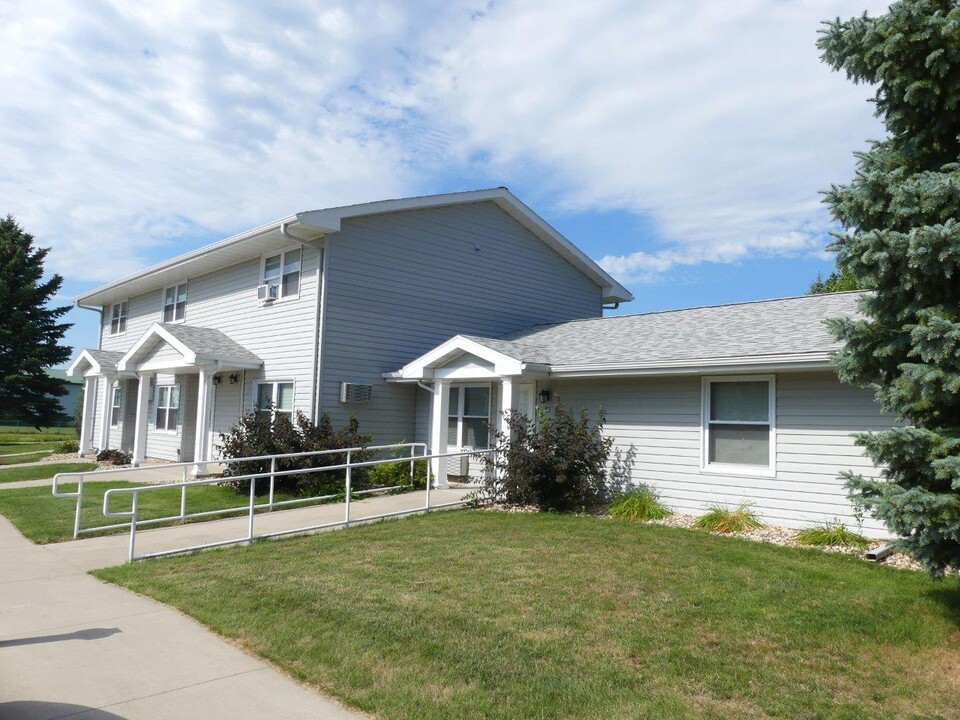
[57,439,80,454]
[693,502,765,533]
[795,520,870,549]
[609,485,672,521]
[218,410,372,496]
[480,401,614,513]
[367,448,428,490]
[96,448,132,466]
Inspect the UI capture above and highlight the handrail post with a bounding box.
[425,456,432,510]
[73,475,83,539]
[409,444,415,483]
[180,466,188,520]
[268,457,276,511]
[248,476,256,544]
[344,449,352,527]
[424,444,432,488]
[128,492,139,562]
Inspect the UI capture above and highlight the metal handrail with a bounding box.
[52,442,428,539]
[102,447,491,562]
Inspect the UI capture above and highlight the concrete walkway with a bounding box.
[0,487,470,719]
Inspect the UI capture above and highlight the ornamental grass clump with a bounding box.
[796,520,870,549]
[693,502,765,534]
[609,485,672,521]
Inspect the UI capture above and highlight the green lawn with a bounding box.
[0,426,74,443]
[0,451,52,465]
[0,441,64,454]
[0,480,299,543]
[0,461,95,484]
[97,511,960,720]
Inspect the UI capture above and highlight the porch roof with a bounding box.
[67,349,125,377]
[391,292,866,380]
[117,323,263,373]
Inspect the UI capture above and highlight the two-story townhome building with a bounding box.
[68,187,896,536]
[68,188,632,471]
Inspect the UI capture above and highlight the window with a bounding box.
[447,385,491,448]
[162,282,188,323]
[262,248,301,300]
[155,385,180,432]
[110,385,123,426]
[110,301,128,335]
[256,381,294,422]
[703,377,774,471]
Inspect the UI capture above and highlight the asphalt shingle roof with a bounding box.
[462,292,865,369]
[160,324,262,363]
[85,349,125,369]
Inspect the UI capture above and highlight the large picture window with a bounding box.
[703,377,774,472]
[256,381,294,423]
[447,385,491,449]
[109,301,128,335]
[262,248,301,300]
[162,282,188,323]
[155,385,180,432]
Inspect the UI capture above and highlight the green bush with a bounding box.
[367,448,428,490]
[480,401,614,513]
[609,485,672,521]
[96,448,132,466]
[795,520,870,549]
[693,502,765,534]
[57,439,79,454]
[218,410,372,496]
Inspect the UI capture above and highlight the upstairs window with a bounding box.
[155,385,180,432]
[703,377,774,472]
[256,381,294,423]
[447,385,491,449]
[110,385,123,426]
[162,282,188,323]
[262,248,301,300]
[109,301,128,335]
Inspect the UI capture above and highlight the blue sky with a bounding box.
[0,0,888,360]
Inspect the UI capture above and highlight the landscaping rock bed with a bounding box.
[648,511,931,572]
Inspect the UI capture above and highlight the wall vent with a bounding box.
[340,382,373,403]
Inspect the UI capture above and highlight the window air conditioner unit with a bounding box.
[340,382,373,403]
[257,284,278,303]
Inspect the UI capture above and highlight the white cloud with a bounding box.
[0,0,886,290]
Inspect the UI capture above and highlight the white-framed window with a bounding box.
[109,301,128,335]
[110,384,123,427]
[701,376,775,475]
[162,282,188,323]
[447,384,491,449]
[155,384,180,432]
[255,381,295,423]
[261,248,301,300]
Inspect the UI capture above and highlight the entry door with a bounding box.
[516,382,536,421]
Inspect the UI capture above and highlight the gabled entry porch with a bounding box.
[387,335,547,487]
[70,323,262,474]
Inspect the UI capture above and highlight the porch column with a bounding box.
[497,378,516,480]
[78,376,97,457]
[193,366,215,475]
[429,380,450,488]
[131,372,154,466]
[98,374,115,451]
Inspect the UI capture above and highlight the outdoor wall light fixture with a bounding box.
[538,389,552,403]
[228,373,241,385]
[212,373,222,386]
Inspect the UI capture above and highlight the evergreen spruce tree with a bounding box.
[818,0,960,576]
[808,266,865,294]
[0,216,73,427]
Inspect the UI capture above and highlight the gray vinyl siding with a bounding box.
[90,377,106,450]
[320,201,604,442]
[141,342,184,365]
[97,246,322,459]
[550,371,897,537]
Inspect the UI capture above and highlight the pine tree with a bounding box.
[808,266,865,294]
[818,0,960,576]
[0,216,73,427]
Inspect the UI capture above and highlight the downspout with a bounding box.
[280,222,326,422]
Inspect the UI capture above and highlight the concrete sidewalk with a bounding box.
[0,488,469,719]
